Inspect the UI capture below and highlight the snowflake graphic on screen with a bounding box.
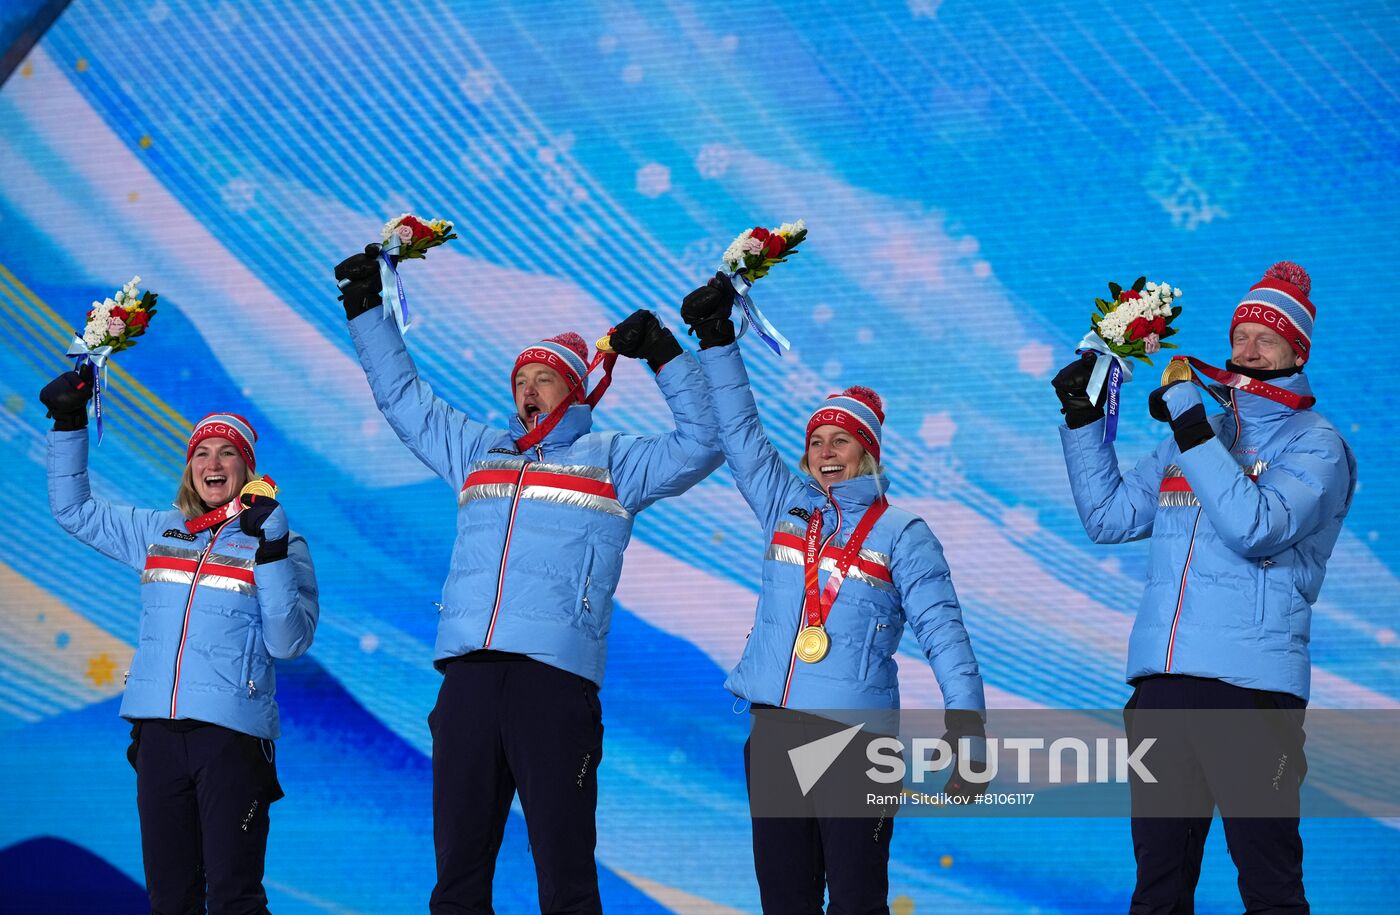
[1145,115,1250,230]
[695,144,730,180]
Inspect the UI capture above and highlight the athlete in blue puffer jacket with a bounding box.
[41,374,317,915]
[683,273,986,913]
[1053,262,1355,912]
[335,244,722,913]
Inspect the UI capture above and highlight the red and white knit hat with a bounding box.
[807,386,885,462]
[511,333,591,405]
[187,413,258,472]
[1231,261,1316,363]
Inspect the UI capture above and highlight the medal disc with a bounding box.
[240,477,278,500]
[1161,359,1194,386]
[795,625,830,664]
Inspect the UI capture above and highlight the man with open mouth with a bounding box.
[334,244,722,913]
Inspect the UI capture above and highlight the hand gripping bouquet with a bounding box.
[719,220,808,356]
[66,276,159,442]
[1075,277,1183,442]
[376,213,458,332]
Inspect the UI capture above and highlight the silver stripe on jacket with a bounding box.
[139,567,256,597]
[458,471,629,518]
[764,543,895,592]
[1158,461,1269,508]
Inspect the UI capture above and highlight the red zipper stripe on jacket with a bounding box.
[483,461,531,647]
[1164,396,1242,672]
[144,553,255,584]
[781,499,841,707]
[768,531,893,583]
[170,524,225,718]
[1158,473,1258,495]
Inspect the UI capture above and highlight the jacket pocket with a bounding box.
[1255,559,1272,626]
[858,618,878,681]
[574,548,596,629]
[241,622,260,698]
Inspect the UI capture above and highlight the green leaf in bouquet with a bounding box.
[1160,341,1179,349]
[1094,297,1111,316]
[1091,312,1102,326]
[1170,305,1182,318]
[1133,353,1153,365]
[1132,276,1146,292]
[1108,282,1123,300]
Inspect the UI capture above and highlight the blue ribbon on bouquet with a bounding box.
[729,272,790,356]
[1076,330,1135,443]
[65,336,114,443]
[379,235,411,334]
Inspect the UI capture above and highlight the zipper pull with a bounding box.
[582,578,592,614]
[123,669,130,686]
[875,622,890,631]
[1260,558,1275,568]
[247,679,257,698]
[432,601,445,614]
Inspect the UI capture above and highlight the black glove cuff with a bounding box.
[1170,404,1214,452]
[50,411,89,432]
[1060,396,1105,430]
[255,534,289,565]
[943,709,987,744]
[643,331,684,373]
[342,287,382,321]
[693,318,736,350]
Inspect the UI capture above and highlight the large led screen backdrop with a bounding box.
[2,1,1397,912]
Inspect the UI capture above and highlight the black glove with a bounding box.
[941,709,989,802]
[239,494,289,564]
[680,271,737,349]
[334,244,386,320]
[39,364,95,431]
[1148,381,1214,452]
[1051,353,1105,429]
[608,309,683,373]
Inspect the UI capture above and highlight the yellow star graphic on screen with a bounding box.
[86,652,117,687]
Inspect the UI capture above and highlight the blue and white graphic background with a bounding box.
[2,1,1398,911]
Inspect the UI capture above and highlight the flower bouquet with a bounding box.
[1077,277,1183,442]
[719,220,808,355]
[377,213,457,332]
[67,276,159,441]
[1089,277,1182,363]
[381,214,457,261]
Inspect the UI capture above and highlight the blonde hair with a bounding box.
[175,458,248,519]
[799,451,882,479]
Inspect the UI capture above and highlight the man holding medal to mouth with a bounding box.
[334,245,722,913]
[682,273,987,912]
[1053,262,1356,912]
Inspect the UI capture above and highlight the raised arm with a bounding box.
[599,310,723,512]
[1155,383,1355,557]
[697,342,806,530]
[1059,421,1170,544]
[337,246,498,485]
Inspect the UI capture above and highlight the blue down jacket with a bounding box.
[699,342,985,714]
[349,311,722,686]
[48,430,319,739]
[1060,372,1355,700]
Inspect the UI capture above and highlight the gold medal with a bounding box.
[240,476,279,501]
[595,333,614,353]
[795,625,831,664]
[1161,358,1194,386]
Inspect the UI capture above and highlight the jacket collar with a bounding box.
[1212,371,1314,425]
[509,403,593,455]
[807,471,890,514]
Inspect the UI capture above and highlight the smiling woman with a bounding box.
[681,275,987,911]
[38,374,318,914]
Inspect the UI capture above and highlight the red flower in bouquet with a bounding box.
[764,234,786,257]
[751,226,771,242]
[128,311,151,331]
[1127,316,1151,341]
